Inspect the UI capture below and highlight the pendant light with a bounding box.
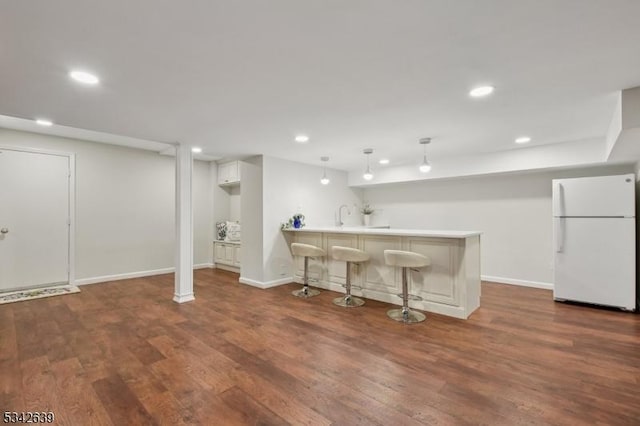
[418,138,432,173]
[363,148,374,180]
[320,156,330,185]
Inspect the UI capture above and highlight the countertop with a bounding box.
[214,240,241,245]
[282,226,481,238]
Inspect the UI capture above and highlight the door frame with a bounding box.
[0,145,76,286]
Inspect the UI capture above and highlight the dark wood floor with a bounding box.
[1,269,639,425]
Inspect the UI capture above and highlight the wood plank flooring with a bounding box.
[1,269,639,425]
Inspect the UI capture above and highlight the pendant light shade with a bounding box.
[320,156,330,185]
[418,138,432,174]
[363,148,374,181]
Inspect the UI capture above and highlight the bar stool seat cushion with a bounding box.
[291,243,326,258]
[384,250,430,268]
[331,246,370,263]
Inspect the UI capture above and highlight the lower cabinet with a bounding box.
[214,241,241,272]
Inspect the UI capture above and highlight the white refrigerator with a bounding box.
[552,174,636,311]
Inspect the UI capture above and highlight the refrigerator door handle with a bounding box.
[555,218,564,253]
[553,182,564,217]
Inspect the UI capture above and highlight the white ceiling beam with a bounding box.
[0,114,171,152]
[606,86,640,162]
[348,138,607,187]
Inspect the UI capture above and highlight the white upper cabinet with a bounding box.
[218,161,241,186]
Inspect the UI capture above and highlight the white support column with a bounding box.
[174,144,195,303]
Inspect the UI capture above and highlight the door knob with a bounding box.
[0,228,8,234]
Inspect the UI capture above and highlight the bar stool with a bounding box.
[291,243,326,298]
[331,246,370,307]
[383,249,430,323]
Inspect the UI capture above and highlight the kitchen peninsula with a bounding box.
[283,227,481,319]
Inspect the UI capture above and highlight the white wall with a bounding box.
[364,164,634,287]
[211,164,240,230]
[636,161,640,307]
[262,156,363,283]
[211,162,230,232]
[194,161,214,266]
[240,157,264,282]
[229,186,241,222]
[0,128,213,282]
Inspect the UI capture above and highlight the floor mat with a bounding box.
[0,285,80,305]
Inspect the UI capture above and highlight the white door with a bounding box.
[554,217,635,310]
[0,149,70,291]
[553,174,635,217]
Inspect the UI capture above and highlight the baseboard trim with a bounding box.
[239,276,293,289]
[215,264,240,273]
[482,275,553,290]
[173,293,195,303]
[310,279,470,319]
[75,263,214,286]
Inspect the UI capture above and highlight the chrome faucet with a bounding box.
[338,204,351,226]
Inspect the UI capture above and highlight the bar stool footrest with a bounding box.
[395,293,423,301]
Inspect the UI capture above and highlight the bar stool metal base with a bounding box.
[292,286,320,298]
[387,308,426,323]
[333,295,365,307]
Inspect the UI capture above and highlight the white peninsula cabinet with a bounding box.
[214,241,241,272]
[284,227,481,319]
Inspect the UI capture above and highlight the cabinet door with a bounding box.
[224,245,234,263]
[359,235,402,293]
[214,244,226,263]
[293,232,324,282]
[405,237,460,306]
[233,246,241,266]
[218,161,239,185]
[217,162,230,185]
[325,233,358,287]
[227,162,238,183]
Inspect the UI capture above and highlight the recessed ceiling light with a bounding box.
[515,136,531,144]
[295,135,309,143]
[191,147,202,153]
[469,86,494,97]
[379,159,390,165]
[69,70,100,85]
[35,119,53,126]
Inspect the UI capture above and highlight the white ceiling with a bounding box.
[1,0,640,172]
